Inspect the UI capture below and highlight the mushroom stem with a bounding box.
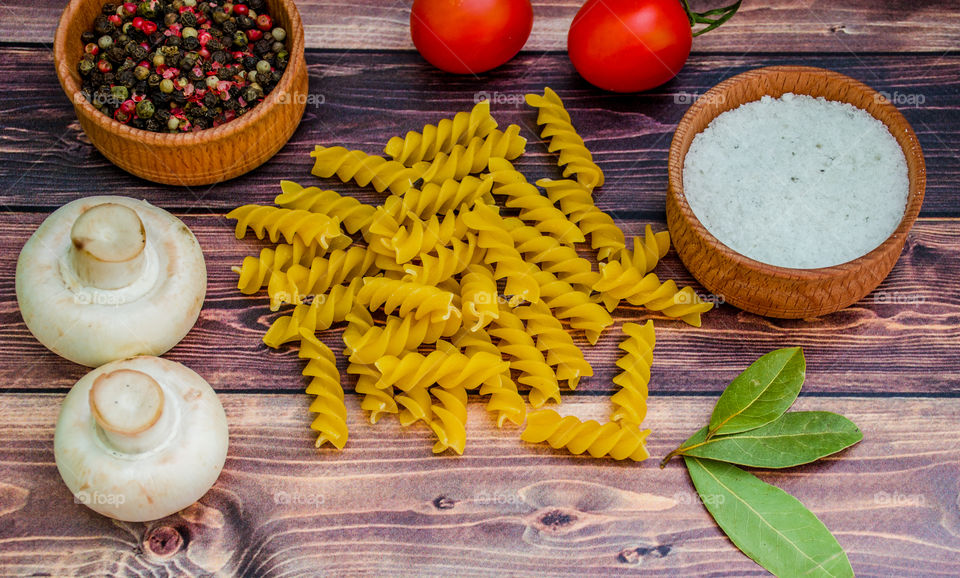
[70,203,147,290]
[89,369,173,454]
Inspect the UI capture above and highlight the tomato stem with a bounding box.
[680,0,742,36]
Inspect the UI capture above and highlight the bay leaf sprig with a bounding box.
[662,348,862,577]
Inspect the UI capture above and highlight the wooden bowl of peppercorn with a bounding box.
[53,0,307,186]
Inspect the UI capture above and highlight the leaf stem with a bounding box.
[679,0,743,37]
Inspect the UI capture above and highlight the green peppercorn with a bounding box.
[247,70,257,82]
[159,78,175,93]
[152,53,165,67]
[271,41,284,54]
[167,116,180,131]
[98,35,114,50]
[205,75,220,89]
[183,0,196,6]
[134,65,150,80]
[255,60,270,75]
[136,99,155,119]
[164,12,179,27]
[271,27,286,42]
[182,26,198,39]
[137,2,156,18]
[111,85,129,101]
[233,31,248,46]
[213,8,229,24]
[79,59,97,76]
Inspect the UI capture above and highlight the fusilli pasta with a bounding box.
[611,321,655,426]
[298,329,348,449]
[521,410,650,461]
[524,87,605,190]
[275,180,377,235]
[385,100,498,164]
[227,204,343,248]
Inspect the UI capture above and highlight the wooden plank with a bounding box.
[1,212,957,394]
[1,49,956,216]
[4,0,960,52]
[0,394,957,576]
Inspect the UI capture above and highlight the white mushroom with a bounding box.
[54,355,229,522]
[16,196,206,367]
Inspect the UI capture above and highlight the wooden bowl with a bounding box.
[53,0,308,186]
[666,66,926,319]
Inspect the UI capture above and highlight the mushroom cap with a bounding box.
[16,196,207,367]
[54,356,229,522]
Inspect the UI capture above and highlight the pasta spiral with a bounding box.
[396,384,432,427]
[384,175,494,220]
[611,321,655,426]
[419,124,528,183]
[402,234,483,287]
[227,204,343,249]
[533,269,613,345]
[428,386,469,455]
[521,410,650,461]
[311,146,426,195]
[459,264,500,331]
[298,329,348,449]
[487,158,585,246]
[594,262,712,326]
[384,100,498,165]
[275,180,377,235]
[263,279,361,348]
[461,200,540,305]
[453,328,525,427]
[503,216,599,290]
[350,362,398,424]
[355,277,460,323]
[232,239,325,295]
[374,343,507,392]
[515,301,593,389]
[536,178,625,260]
[267,245,379,311]
[489,308,561,408]
[524,87,605,191]
[366,208,470,265]
[343,311,460,365]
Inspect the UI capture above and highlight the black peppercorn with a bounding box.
[149,31,165,46]
[106,46,125,63]
[203,92,218,108]
[117,69,136,87]
[81,31,96,44]
[222,19,237,34]
[206,37,222,52]
[165,35,181,48]
[249,0,265,10]
[237,16,254,30]
[212,51,228,65]
[93,16,114,36]
[181,36,200,51]
[164,12,179,27]
[180,11,196,27]
[154,108,170,123]
[147,73,162,87]
[254,39,271,56]
[145,118,161,132]
[101,3,117,15]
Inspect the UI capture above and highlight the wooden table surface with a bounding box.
[1,1,959,576]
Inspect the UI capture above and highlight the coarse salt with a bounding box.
[682,93,909,269]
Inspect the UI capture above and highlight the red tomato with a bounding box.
[568,0,692,93]
[410,0,534,74]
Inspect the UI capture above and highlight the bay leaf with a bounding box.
[674,412,862,468]
[684,457,854,577]
[708,347,805,437]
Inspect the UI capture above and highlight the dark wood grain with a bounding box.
[0,49,957,217]
[1,211,957,394]
[4,0,960,52]
[0,394,957,576]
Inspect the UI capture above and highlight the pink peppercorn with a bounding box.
[256,14,272,30]
[97,60,112,73]
[199,47,211,59]
[141,21,158,35]
[233,4,248,17]
[132,17,144,29]
[198,30,212,46]
[246,28,262,41]
[108,14,122,26]
[122,3,137,16]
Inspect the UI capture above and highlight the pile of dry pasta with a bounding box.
[227,87,712,460]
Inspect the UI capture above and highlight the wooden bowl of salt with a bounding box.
[666,66,925,319]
